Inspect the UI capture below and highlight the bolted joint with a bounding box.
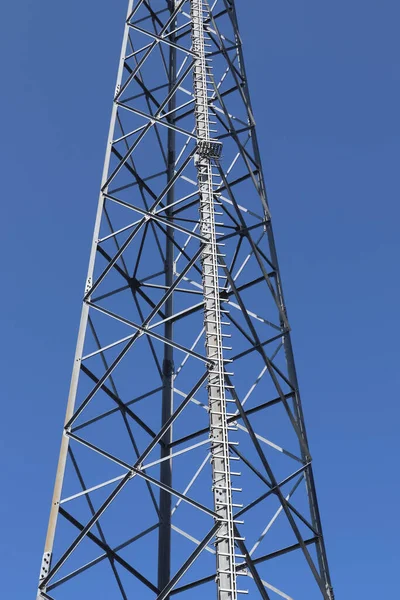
[162,358,174,377]
[326,584,335,600]
[219,289,229,302]
[129,277,140,292]
[38,551,51,581]
[84,277,92,295]
[236,225,247,237]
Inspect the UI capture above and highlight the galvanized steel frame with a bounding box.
[37,1,334,599]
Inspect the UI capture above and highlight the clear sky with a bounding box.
[1,0,399,597]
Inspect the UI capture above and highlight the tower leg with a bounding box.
[158,4,177,594]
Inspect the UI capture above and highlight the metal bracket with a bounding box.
[85,277,92,295]
[38,551,51,582]
[197,139,223,159]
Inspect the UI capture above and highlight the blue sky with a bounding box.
[1,0,399,597]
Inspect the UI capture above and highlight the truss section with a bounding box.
[37,2,334,600]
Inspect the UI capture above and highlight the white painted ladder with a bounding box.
[190,1,245,598]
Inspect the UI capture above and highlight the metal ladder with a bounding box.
[190,1,246,598]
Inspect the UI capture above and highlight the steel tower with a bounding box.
[37,2,334,599]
